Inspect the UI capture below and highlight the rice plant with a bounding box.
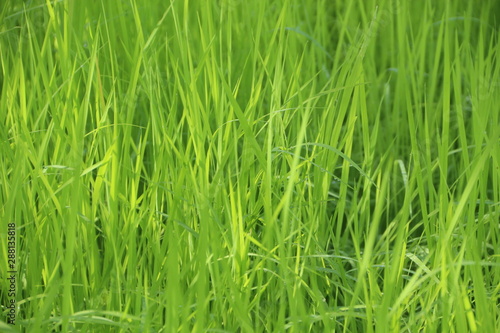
[0,0,499,332]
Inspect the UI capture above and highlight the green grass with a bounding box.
[1,0,499,332]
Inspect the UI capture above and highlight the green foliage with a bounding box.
[1,0,499,332]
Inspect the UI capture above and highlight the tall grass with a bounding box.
[1,0,499,332]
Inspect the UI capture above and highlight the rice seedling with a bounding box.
[0,0,499,332]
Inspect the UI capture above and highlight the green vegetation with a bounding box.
[1,0,499,331]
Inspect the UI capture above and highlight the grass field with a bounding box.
[1,0,499,332]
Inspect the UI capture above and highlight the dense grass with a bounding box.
[1,0,499,332]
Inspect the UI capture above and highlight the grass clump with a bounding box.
[1,0,499,332]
